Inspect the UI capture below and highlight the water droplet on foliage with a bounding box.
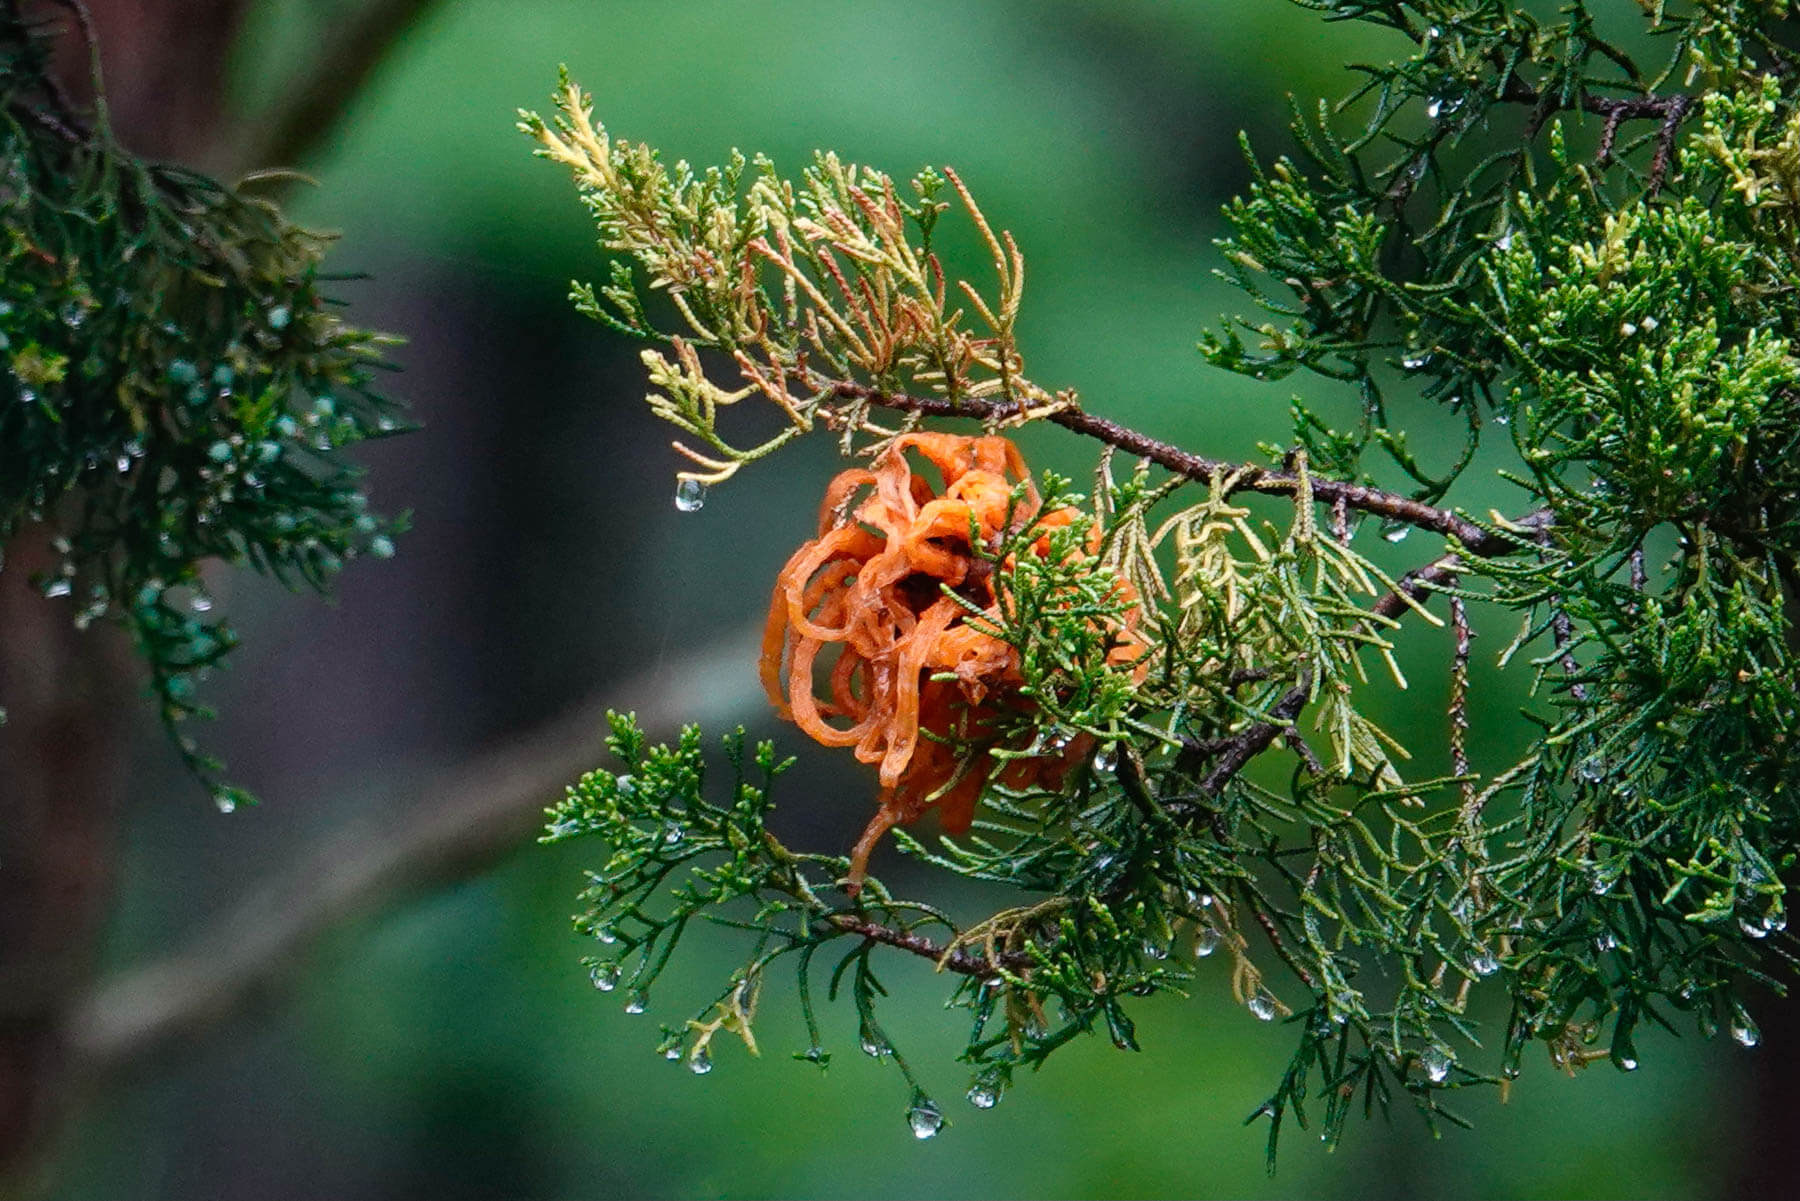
[43,579,72,599]
[966,1082,1001,1110]
[1248,993,1277,1021]
[1382,525,1410,544]
[664,1045,683,1061]
[594,925,618,944]
[1194,925,1221,958]
[674,478,706,512]
[1594,930,1616,952]
[213,791,238,814]
[1764,910,1787,933]
[688,1049,713,1075]
[369,536,396,559]
[624,992,648,1015]
[1402,354,1429,371]
[1731,1006,1761,1048]
[116,454,132,473]
[191,593,213,613]
[907,1097,944,1139]
[590,963,621,992]
[1640,315,1658,331]
[1741,916,1770,939]
[1494,411,1510,426]
[1421,1048,1453,1083]
[1094,743,1117,772]
[267,306,292,330]
[1471,950,1500,976]
[662,822,684,846]
[1496,230,1514,251]
[1426,97,1445,118]
[1615,1053,1638,1072]
[860,1034,888,1059]
[1142,938,1168,960]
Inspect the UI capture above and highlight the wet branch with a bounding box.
[827,381,1523,552]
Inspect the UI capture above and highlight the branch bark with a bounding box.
[206,0,443,177]
[827,381,1523,552]
[65,624,765,1082]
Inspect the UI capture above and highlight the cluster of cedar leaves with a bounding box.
[533,0,1800,1156]
[1,3,403,805]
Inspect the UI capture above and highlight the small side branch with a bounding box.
[827,381,1521,552]
[826,914,1029,977]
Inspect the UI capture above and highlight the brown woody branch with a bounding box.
[826,381,1523,552]
[825,914,1030,977]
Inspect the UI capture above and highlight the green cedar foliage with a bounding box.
[1,6,406,806]
[529,1,1800,1159]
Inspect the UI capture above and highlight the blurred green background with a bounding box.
[46,3,1760,1197]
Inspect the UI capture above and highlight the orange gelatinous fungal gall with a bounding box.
[759,432,1144,892]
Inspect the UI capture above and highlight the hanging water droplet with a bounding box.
[1620,322,1638,337]
[589,962,621,992]
[1424,25,1442,40]
[43,579,72,599]
[907,1096,944,1139]
[368,536,396,560]
[860,1034,887,1058]
[799,1045,827,1066]
[213,790,238,814]
[1185,888,1214,911]
[983,976,1004,990]
[1496,230,1514,251]
[1401,354,1429,371]
[1763,909,1787,933]
[1493,412,1510,426]
[116,453,132,473]
[1382,524,1410,544]
[1094,743,1117,772]
[1248,992,1277,1021]
[1577,758,1604,784]
[614,774,637,796]
[1741,915,1770,939]
[623,992,648,1015]
[1594,930,1617,952]
[594,924,618,944]
[1194,925,1221,958]
[662,821,684,846]
[1731,1005,1761,1048]
[688,1048,714,1075]
[1640,315,1658,331]
[1615,1053,1639,1071]
[1426,97,1445,118]
[1470,950,1500,977]
[663,1044,683,1061]
[674,478,707,512]
[1421,1047,1453,1083]
[966,1081,1001,1110]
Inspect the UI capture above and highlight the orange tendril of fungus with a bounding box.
[759,432,1145,892]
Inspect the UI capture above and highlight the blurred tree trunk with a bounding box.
[0,0,247,1179]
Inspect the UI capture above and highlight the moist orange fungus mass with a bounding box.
[760,432,1144,889]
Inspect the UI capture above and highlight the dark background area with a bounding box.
[3,2,1789,1197]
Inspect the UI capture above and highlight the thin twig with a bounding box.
[825,914,1029,977]
[827,381,1520,551]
